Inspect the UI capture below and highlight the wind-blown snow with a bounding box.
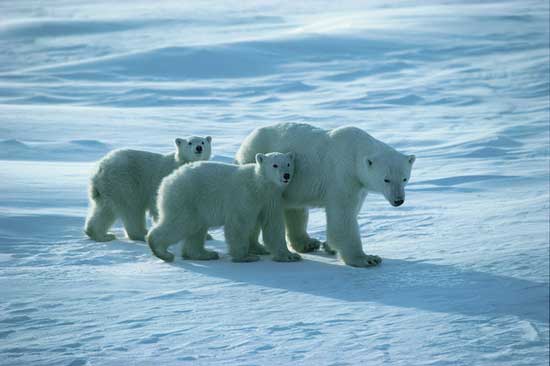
[0,0,548,365]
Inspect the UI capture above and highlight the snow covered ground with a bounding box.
[0,0,548,365]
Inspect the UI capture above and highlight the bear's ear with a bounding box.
[408,155,416,165]
[255,153,265,165]
[206,136,212,143]
[286,151,295,161]
[175,138,185,147]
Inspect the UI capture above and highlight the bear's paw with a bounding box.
[346,254,382,268]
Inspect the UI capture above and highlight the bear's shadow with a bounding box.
[165,242,548,324]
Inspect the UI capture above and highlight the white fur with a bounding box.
[84,136,212,242]
[147,152,301,263]
[235,123,416,267]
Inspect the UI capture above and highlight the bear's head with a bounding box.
[175,136,212,163]
[255,152,295,188]
[359,152,416,207]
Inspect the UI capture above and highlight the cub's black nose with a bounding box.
[393,199,404,207]
[195,145,203,153]
[283,173,290,180]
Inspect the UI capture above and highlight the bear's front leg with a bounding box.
[247,221,270,255]
[262,206,301,262]
[326,202,382,267]
[149,203,160,223]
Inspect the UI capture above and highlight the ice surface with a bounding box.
[0,0,548,365]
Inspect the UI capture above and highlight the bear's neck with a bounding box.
[159,153,184,176]
[168,152,195,166]
[253,165,284,197]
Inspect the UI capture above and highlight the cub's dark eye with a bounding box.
[201,141,204,145]
[403,178,407,182]
[384,179,390,183]
[273,164,278,168]
[287,163,290,167]
[188,142,192,146]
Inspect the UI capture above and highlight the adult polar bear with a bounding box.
[235,123,416,267]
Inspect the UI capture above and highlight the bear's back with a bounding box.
[164,161,251,198]
[159,161,259,220]
[98,149,164,174]
[92,149,167,197]
[177,161,241,181]
[236,123,329,164]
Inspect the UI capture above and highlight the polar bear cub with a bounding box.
[85,136,212,242]
[147,152,302,263]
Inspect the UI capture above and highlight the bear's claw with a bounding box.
[291,237,322,253]
[99,233,117,242]
[232,254,261,263]
[346,255,382,268]
[272,251,302,262]
[85,229,116,242]
[182,249,219,260]
[322,241,337,255]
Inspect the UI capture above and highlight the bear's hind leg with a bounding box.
[181,228,219,260]
[121,209,148,241]
[84,201,117,242]
[284,208,321,253]
[147,223,181,262]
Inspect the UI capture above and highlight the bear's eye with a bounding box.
[384,179,390,183]
[188,142,192,146]
[403,178,407,182]
[201,141,204,145]
[287,163,290,167]
[273,164,278,168]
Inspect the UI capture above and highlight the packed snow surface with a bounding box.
[0,1,548,365]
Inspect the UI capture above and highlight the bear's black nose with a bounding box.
[393,199,404,206]
[195,145,203,153]
[283,173,290,180]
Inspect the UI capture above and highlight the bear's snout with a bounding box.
[393,199,404,207]
[195,145,203,153]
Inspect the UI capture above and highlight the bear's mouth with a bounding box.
[282,179,290,184]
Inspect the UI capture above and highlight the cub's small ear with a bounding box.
[408,155,416,165]
[367,159,373,166]
[206,136,212,143]
[175,138,185,146]
[286,151,295,161]
[255,153,265,165]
